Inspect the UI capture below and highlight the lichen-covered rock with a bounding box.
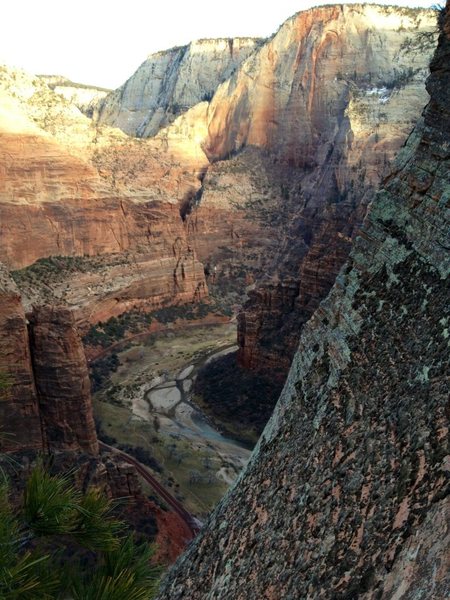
[156,3,450,598]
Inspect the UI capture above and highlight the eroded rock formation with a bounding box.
[0,65,208,326]
[0,264,42,451]
[156,3,450,597]
[0,6,436,339]
[28,306,99,454]
[166,6,439,429]
[38,75,110,116]
[0,263,193,560]
[94,38,262,137]
[195,3,437,380]
[0,265,98,454]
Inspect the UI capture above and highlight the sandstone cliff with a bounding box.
[0,65,208,326]
[94,38,263,137]
[38,75,110,116]
[0,6,436,337]
[29,306,99,454]
[0,265,99,454]
[156,3,450,597]
[0,263,192,561]
[0,264,42,451]
[191,4,437,379]
[169,4,438,390]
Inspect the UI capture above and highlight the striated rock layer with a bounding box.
[0,7,436,336]
[0,265,99,454]
[94,38,263,137]
[0,264,42,451]
[29,306,99,454]
[0,65,208,325]
[186,4,436,379]
[157,3,450,598]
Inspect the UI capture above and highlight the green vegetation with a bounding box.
[200,91,214,102]
[399,4,443,54]
[94,398,230,517]
[0,463,162,599]
[91,353,120,392]
[380,67,419,91]
[84,313,150,348]
[117,445,163,475]
[95,423,163,474]
[193,352,283,445]
[11,255,91,286]
[84,302,224,349]
[10,254,130,291]
[39,75,112,93]
[92,323,241,516]
[151,301,214,323]
[0,371,11,397]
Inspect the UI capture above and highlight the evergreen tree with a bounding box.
[0,462,162,599]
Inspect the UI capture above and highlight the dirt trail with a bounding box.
[99,441,202,538]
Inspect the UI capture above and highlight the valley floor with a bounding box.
[93,322,251,517]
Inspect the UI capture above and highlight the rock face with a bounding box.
[8,202,207,328]
[94,38,262,137]
[156,3,450,597]
[0,265,192,561]
[28,306,99,454]
[0,65,208,326]
[38,75,110,116]
[0,264,42,451]
[195,3,436,379]
[0,265,99,454]
[204,5,434,162]
[0,7,436,338]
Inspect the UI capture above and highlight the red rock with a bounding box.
[0,263,42,451]
[28,305,99,455]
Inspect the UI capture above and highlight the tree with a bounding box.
[0,462,162,599]
[399,4,445,55]
[0,371,11,398]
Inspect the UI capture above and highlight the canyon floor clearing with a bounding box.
[93,321,251,517]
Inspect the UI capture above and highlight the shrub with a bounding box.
[0,463,162,598]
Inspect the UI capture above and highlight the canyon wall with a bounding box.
[0,263,192,561]
[157,3,450,597]
[0,265,99,454]
[38,75,110,115]
[0,264,42,451]
[192,4,437,378]
[0,7,436,338]
[94,38,263,137]
[0,65,208,327]
[29,306,99,454]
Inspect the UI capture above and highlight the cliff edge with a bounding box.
[157,3,450,598]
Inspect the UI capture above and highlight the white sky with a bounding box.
[0,1,437,89]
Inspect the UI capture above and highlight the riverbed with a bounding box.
[93,322,252,516]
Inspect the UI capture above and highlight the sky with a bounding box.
[0,0,438,89]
